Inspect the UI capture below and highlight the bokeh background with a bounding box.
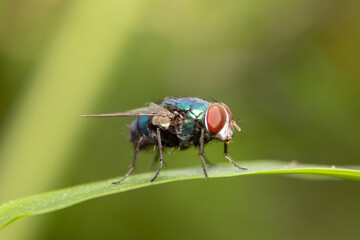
[1,0,359,239]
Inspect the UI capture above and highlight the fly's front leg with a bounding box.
[224,142,247,171]
[112,137,144,184]
[199,128,208,179]
[150,128,164,182]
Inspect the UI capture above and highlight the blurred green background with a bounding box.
[1,0,359,239]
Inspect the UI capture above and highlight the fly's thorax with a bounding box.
[204,103,240,142]
[162,97,210,125]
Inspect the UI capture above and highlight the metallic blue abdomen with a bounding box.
[130,116,150,143]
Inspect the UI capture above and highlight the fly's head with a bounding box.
[205,102,241,142]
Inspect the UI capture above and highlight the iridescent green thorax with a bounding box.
[177,119,194,143]
[162,97,211,145]
[162,97,210,126]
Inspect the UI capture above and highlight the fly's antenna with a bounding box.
[209,97,219,102]
[231,121,241,131]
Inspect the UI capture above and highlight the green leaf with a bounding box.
[0,160,359,230]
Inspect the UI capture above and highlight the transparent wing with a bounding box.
[81,103,175,118]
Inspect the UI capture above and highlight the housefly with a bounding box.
[82,97,247,184]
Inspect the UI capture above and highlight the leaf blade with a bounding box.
[1,160,359,230]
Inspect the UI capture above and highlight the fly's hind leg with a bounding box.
[149,128,164,182]
[112,137,144,185]
[199,128,208,179]
[224,142,247,171]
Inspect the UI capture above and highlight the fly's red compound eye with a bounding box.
[221,103,233,120]
[206,103,227,134]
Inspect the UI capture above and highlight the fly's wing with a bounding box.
[81,103,175,118]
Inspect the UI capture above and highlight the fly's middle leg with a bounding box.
[149,128,164,182]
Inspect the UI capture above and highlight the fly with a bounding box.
[82,97,247,184]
